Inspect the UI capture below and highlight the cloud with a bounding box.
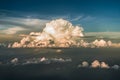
[11,58,18,64]
[10,19,84,48]
[100,62,110,68]
[111,65,120,69]
[78,61,89,67]
[92,39,108,47]
[91,60,101,68]
[51,15,70,20]
[70,16,83,21]
[3,18,119,48]
[56,49,63,53]
[90,60,110,69]
[81,16,95,21]
[8,57,72,65]
[85,32,120,39]
[0,17,49,34]
[78,60,119,69]
[0,17,49,28]
[0,27,26,34]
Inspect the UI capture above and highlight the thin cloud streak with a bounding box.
[0,17,49,34]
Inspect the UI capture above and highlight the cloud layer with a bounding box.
[2,58,119,70]
[9,57,72,65]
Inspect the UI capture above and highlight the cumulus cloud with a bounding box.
[91,39,110,48]
[78,60,119,69]
[100,62,110,69]
[43,19,84,38]
[91,60,101,68]
[11,58,18,64]
[78,61,89,67]
[22,57,72,65]
[8,57,72,65]
[10,19,84,48]
[91,60,110,69]
[5,18,120,48]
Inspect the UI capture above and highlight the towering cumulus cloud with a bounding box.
[11,19,84,48]
[44,19,84,38]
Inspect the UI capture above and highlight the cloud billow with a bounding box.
[10,19,84,48]
[78,60,119,70]
[6,19,120,48]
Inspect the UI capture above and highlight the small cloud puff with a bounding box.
[78,61,89,67]
[11,58,18,64]
[100,62,110,69]
[111,65,120,70]
[91,60,101,68]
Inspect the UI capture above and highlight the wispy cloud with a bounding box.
[70,16,83,21]
[0,27,26,34]
[69,15,95,22]
[85,32,120,39]
[0,17,49,34]
[81,16,95,21]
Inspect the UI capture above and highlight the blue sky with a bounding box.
[0,0,120,34]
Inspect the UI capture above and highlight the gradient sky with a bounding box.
[0,0,120,34]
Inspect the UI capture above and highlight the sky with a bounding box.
[0,0,120,35]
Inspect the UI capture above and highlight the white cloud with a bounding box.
[100,62,110,69]
[70,16,83,21]
[3,19,119,48]
[92,39,108,47]
[91,60,101,68]
[0,17,49,34]
[11,58,18,64]
[11,19,84,48]
[8,57,72,65]
[0,27,26,34]
[78,61,89,67]
[91,60,110,69]
[78,60,119,70]
[56,49,62,53]
[51,15,70,20]
[21,18,49,27]
[81,16,95,21]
